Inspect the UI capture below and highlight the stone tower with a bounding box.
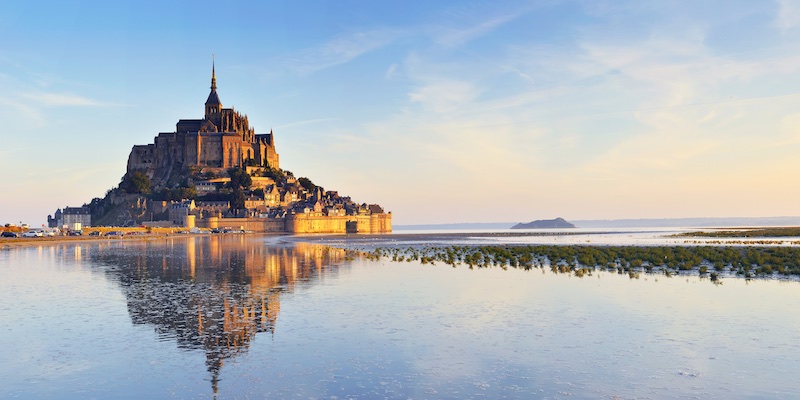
[205,60,222,120]
[127,61,280,182]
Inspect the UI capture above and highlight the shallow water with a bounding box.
[2,235,800,399]
[303,227,800,248]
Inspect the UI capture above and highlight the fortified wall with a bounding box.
[194,213,392,234]
[285,213,392,234]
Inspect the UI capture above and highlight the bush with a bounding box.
[120,172,151,194]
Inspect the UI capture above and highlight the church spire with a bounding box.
[205,55,222,118]
[211,54,217,90]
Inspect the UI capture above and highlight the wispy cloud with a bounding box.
[434,12,523,48]
[22,92,105,107]
[408,80,480,113]
[290,29,403,75]
[776,0,800,31]
[0,96,45,128]
[274,117,338,130]
[384,63,398,79]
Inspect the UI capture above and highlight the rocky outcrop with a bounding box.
[511,217,575,229]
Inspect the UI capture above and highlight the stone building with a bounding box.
[127,62,279,184]
[169,200,196,227]
[48,206,92,229]
[118,62,391,233]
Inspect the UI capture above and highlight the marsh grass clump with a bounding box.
[356,244,800,282]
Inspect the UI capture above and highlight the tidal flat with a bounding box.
[2,233,800,398]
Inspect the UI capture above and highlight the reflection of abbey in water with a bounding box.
[89,237,347,394]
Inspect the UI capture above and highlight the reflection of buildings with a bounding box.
[87,237,346,395]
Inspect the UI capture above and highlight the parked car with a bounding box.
[88,231,101,236]
[1,231,18,238]
[105,231,123,237]
[22,231,43,238]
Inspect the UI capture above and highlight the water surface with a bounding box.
[2,235,799,398]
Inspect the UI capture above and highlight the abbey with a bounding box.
[117,63,391,234]
[127,63,279,183]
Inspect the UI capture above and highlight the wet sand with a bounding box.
[0,233,200,249]
[0,231,294,250]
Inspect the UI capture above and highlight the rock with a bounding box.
[511,217,575,229]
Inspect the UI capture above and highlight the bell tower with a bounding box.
[205,56,222,119]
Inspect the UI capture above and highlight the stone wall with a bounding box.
[196,217,286,232]
[369,213,392,233]
[192,213,392,234]
[286,213,392,234]
[286,214,351,234]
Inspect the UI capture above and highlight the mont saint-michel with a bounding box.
[61,64,391,234]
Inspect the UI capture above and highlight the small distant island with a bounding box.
[511,218,575,229]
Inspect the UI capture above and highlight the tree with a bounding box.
[230,188,246,210]
[262,166,286,183]
[227,167,252,190]
[150,185,197,201]
[226,167,252,211]
[120,172,151,194]
[175,186,197,200]
[298,177,316,192]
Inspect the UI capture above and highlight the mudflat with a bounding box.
[0,233,192,249]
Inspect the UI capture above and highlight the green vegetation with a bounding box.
[261,166,287,183]
[226,167,252,190]
[226,167,252,210]
[151,185,197,201]
[119,172,151,195]
[678,227,800,238]
[358,244,800,281]
[298,177,316,192]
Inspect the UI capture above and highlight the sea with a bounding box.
[2,229,800,399]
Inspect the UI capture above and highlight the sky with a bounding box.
[3,0,800,226]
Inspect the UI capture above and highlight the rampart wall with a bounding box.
[196,217,286,232]
[286,213,392,234]
[193,213,392,234]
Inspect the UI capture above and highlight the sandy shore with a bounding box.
[0,231,297,250]
[2,231,552,250]
[0,233,203,249]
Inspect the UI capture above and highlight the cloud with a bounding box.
[429,0,543,48]
[384,63,398,79]
[776,0,800,31]
[274,117,338,130]
[22,92,104,107]
[290,29,403,75]
[408,80,480,113]
[290,2,800,221]
[555,29,800,195]
[434,12,523,48]
[0,96,46,128]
